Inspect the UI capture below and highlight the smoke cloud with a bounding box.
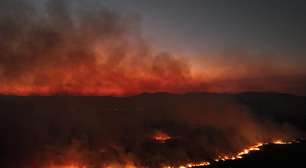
[0,0,305,95]
[0,0,201,96]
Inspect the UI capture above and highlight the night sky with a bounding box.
[104,0,306,56]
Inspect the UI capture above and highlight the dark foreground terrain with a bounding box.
[200,140,306,168]
[0,92,305,167]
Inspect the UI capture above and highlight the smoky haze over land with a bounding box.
[0,93,304,167]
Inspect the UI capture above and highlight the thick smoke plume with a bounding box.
[0,0,305,95]
[0,0,199,96]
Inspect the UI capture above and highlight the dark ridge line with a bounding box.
[0,91,303,98]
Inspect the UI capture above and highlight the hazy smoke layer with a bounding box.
[0,94,301,168]
[0,0,200,96]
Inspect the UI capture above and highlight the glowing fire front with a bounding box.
[41,139,298,168]
[162,139,299,168]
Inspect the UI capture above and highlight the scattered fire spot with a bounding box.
[272,140,293,145]
[152,130,172,142]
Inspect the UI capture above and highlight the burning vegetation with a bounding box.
[163,140,300,168]
[40,140,301,168]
